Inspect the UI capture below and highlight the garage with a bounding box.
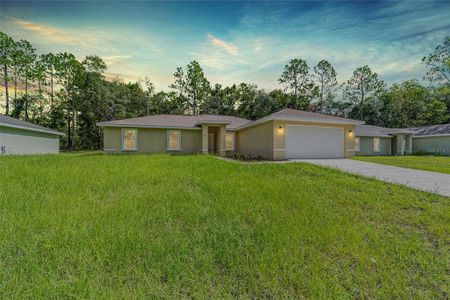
[285,125,344,159]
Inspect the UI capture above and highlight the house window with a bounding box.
[122,129,138,151]
[167,130,181,151]
[225,132,235,151]
[373,137,380,152]
[355,137,360,152]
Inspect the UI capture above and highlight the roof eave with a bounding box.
[96,123,201,130]
[355,134,392,138]
[413,134,450,138]
[0,122,65,136]
[195,120,232,126]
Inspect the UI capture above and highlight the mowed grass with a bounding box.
[353,155,450,174]
[0,154,448,298]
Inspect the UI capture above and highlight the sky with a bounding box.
[1,1,450,91]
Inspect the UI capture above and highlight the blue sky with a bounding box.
[1,1,449,91]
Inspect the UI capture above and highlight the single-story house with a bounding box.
[409,124,450,156]
[97,108,364,160]
[355,123,450,156]
[0,115,64,155]
[354,125,415,156]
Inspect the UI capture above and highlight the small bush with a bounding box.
[413,151,446,157]
[228,152,267,161]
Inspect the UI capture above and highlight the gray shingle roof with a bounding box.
[97,114,252,130]
[0,115,64,136]
[235,108,364,130]
[267,108,364,125]
[409,124,450,136]
[98,109,364,132]
[355,125,415,137]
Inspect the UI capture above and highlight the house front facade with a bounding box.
[97,108,364,160]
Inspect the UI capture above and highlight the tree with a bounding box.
[378,80,448,128]
[278,59,318,109]
[422,37,450,84]
[9,39,23,114]
[41,53,57,106]
[55,52,84,149]
[421,99,448,125]
[74,55,108,149]
[147,91,184,115]
[15,40,36,120]
[343,65,385,121]
[236,83,279,120]
[138,76,155,116]
[201,84,238,116]
[313,60,337,113]
[41,53,59,127]
[0,32,14,115]
[170,61,210,115]
[33,57,46,95]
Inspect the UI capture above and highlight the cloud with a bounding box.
[101,55,132,65]
[11,18,84,45]
[207,33,238,56]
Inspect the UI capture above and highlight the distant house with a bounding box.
[97,108,364,160]
[354,125,415,156]
[355,124,450,156]
[409,124,450,156]
[0,115,64,155]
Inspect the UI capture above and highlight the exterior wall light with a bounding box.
[348,129,354,137]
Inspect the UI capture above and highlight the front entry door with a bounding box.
[208,133,215,153]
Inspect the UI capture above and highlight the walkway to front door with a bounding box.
[291,159,450,197]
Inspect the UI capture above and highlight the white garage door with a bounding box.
[285,125,344,159]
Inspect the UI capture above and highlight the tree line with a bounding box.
[1,32,449,150]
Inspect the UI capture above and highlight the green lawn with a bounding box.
[353,155,450,174]
[0,154,448,298]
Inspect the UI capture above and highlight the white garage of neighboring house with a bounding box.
[0,115,64,155]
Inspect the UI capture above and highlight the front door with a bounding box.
[208,133,215,153]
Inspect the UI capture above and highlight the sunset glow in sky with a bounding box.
[1,1,449,90]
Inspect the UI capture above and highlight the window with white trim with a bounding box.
[225,132,235,151]
[373,137,380,152]
[355,137,360,152]
[167,130,181,151]
[122,129,138,151]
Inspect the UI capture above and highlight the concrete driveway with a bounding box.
[291,159,450,197]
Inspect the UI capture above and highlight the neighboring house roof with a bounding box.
[236,108,364,130]
[96,114,252,130]
[408,124,450,137]
[355,125,415,137]
[0,115,64,136]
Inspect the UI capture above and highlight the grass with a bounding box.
[353,155,450,174]
[0,153,448,298]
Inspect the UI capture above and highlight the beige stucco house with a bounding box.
[97,108,364,160]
